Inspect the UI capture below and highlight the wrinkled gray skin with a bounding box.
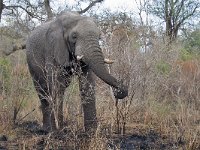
[26,11,128,133]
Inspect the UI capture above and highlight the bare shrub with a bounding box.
[96,16,200,148]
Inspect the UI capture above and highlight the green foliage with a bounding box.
[156,60,171,75]
[184,29,200,54]
[0,57,12,93]
[180,48,194,61]
[190,29,200,48]
[148,99,172,120]
[0,54,38,124]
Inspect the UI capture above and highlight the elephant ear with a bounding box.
[45,20,69,66]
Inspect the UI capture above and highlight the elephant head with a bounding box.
[46,12,128,99]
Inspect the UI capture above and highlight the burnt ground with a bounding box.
[0,121,186,150]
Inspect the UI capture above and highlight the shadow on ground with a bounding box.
[0,121,184,150]
[108,131,179,150]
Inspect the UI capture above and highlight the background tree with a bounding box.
[0,0,46,22]
[0,0,104,22]
[149,0,200,41]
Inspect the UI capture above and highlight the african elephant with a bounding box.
[26,11,128,133]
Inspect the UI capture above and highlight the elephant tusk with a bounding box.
[77,55,84,61]
[104,58,114,64]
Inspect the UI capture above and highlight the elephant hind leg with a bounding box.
[40,98,52,131]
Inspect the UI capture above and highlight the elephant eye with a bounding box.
[99,33,102,40]
[69,32,78,44]
[71,32,77,41]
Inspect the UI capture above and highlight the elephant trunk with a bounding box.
[91,62,119,88]
[85,46,119,89]
[81,36,128,99]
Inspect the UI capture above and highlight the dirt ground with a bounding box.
[0,121,186,150]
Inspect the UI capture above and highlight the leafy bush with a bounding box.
[180,48,194,61]
[0,57,12,94]
[156,60,171,75]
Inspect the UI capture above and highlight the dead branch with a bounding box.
[4,5,34,17]
[77,0,104,14]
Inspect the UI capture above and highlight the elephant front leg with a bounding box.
[57,75,71,129]
[40,94,57,131]
[79,70,97,134]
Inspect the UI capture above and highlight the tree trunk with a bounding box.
[0,0,4,21]
[165,0,175,42]
[165,0,170,36]
[44,0,53,20]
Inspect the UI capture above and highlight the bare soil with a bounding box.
[0,121,185,150]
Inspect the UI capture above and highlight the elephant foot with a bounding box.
[41,108,58,131]
[36,128,49,135]
[42,123,52,132]
[51,114,59,130]
[58,116,64,129]
[84,120,97,136]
